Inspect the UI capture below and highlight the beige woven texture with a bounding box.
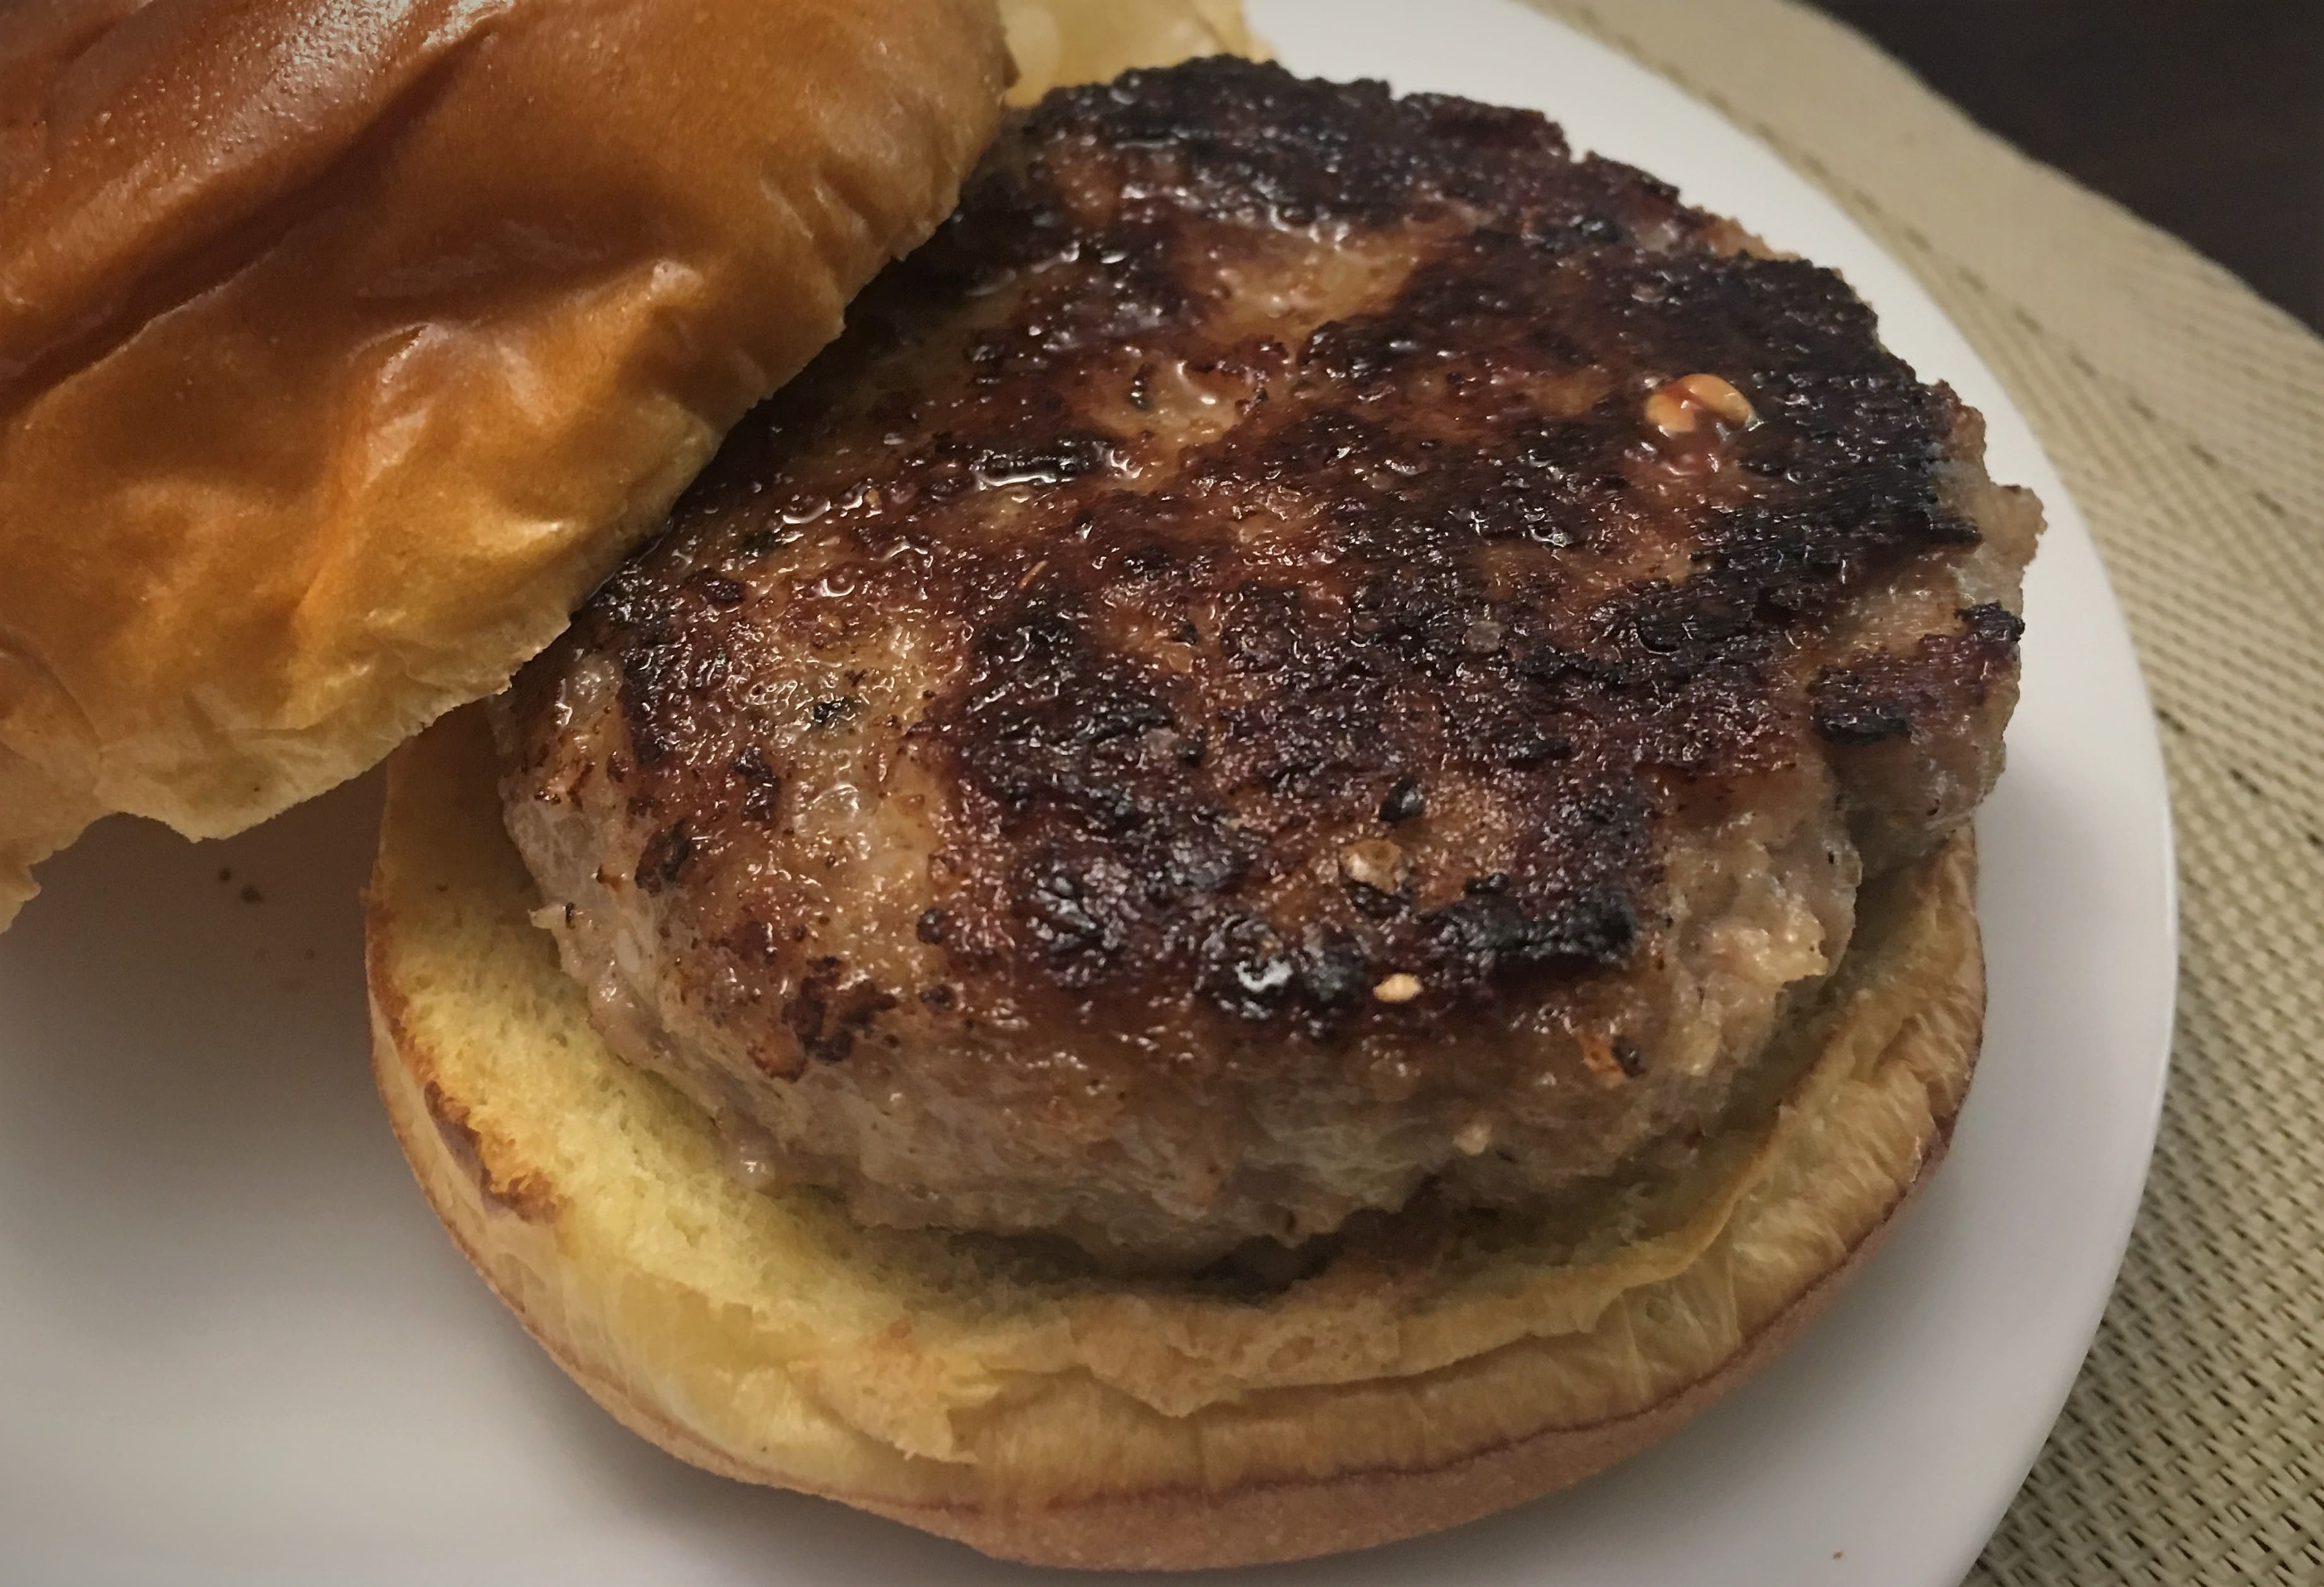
[1524,2,2324,1581]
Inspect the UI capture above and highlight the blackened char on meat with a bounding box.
[497,59,2040,1267]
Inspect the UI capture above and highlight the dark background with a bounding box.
[1802,1,2324,332]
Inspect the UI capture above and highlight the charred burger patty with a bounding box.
[496,59,2038,1267]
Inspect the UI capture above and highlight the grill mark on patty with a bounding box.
[542,56,2012,1040]
[1013,59,1697,241]
[498,59,2035,1260]
[1811,603,2028,746]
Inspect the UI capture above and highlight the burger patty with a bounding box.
[498,59,2040,1267]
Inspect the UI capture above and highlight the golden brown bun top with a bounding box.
[0,0,1010,928]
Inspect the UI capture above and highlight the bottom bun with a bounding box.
[366,709,1985,1570]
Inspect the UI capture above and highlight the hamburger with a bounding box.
[6,0,2040,1569]
[372,52,2039,1564]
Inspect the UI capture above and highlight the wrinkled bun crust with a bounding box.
[0,0,1009,928]
[368,711,1986,1569]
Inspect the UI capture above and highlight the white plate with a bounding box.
[0,3,2175,1583]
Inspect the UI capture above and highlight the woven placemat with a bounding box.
[1524,2,2324,1581]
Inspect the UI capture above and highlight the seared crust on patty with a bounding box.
[499,59,2038,1265]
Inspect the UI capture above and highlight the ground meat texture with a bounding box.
[496,59,2040,1268]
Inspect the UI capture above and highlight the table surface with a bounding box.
[1531,3,2324,1583]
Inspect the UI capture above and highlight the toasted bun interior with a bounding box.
[366,709,1985,1569]
[0,0,1009,928]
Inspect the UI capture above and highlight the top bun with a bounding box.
[0,0,1010,929]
